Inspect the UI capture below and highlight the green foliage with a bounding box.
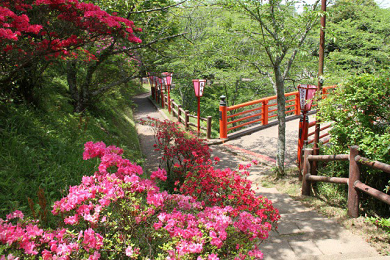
[0,79,144,221]
[325,0,390,82]
[366,216,390,234]
[318,73,390,216]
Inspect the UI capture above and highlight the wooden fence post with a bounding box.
[348,145,360,218]
[219,96,228,139]
[207,116,212,139]
[302,148,313,196]
[170,99,174,115]
[178,105,182,123]
[185,110,189,129]
[262,100,269,125]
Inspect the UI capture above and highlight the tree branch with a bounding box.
[92,73,138,97]
[127,1,187,15]
[282,0,320,79]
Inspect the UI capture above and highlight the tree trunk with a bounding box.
[66,61,85,113]
[274,66,286,177]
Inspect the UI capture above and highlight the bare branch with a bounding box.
[282,0,320,79]
[92,73,138,97]
[127,1,187,15]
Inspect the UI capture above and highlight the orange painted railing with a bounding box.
[219,85,336,139]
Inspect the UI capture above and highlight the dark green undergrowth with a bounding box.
[0,81,146,220]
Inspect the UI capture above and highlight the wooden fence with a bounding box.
[297,118,332,170]
[301,146,390,217]
[151,87,212,139]
[219,85,336,139]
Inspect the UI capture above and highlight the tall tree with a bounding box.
[222,0,321,176]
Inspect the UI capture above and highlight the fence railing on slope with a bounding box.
[219,85,336,139]
[297,118,333,170]
[151,88,212,139]
[301,146,390,218]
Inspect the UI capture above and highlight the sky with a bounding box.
[375,0,390,7]
[296,0,390,12]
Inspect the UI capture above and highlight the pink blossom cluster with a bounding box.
[0,214,102,259]
[150,168,167,181]
[1,140,278,259]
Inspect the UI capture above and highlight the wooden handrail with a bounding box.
[302,146,390,218]
[355,155,390,173]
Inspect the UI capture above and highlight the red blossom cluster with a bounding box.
[0,0,141,64]
[140,117,280,225]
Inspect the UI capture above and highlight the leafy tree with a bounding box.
[318,73,390,215]
[64,0,184,112]
[325,0,390,82]
[0,0,141,104]
[161,4,276,131]
[220,0,321,176]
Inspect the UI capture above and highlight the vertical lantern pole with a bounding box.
[193,79,206,136]
[159,77,164,109]
[197,96,201,134]
[297,85,317,170]
[168,83,171,113]
[163,72,173,114]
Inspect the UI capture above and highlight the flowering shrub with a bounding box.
[1,141,279,259]
[141,117,280,224]
[1,0,142,90]
[139,118,211,191]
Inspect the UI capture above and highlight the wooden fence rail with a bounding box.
[302,146,390,217]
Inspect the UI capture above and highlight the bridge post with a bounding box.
[262,100,269,125]
[161,89,164,108]
[295,92,301,115]
[219,96,228,139]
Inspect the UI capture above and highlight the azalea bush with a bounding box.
[140,118,280,226]
[139,118,212,192]
[1,140,279,259]
[1,0,142,104]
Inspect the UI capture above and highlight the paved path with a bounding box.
[132,92,389,260]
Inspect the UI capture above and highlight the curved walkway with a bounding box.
[132,92,389,260]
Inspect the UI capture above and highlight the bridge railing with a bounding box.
[219,85,336,139]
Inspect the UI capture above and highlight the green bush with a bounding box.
[317,73,390,216]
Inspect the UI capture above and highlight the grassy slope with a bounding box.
[0,82,147,220]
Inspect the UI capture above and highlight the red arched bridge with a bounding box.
[149,82,336,166]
